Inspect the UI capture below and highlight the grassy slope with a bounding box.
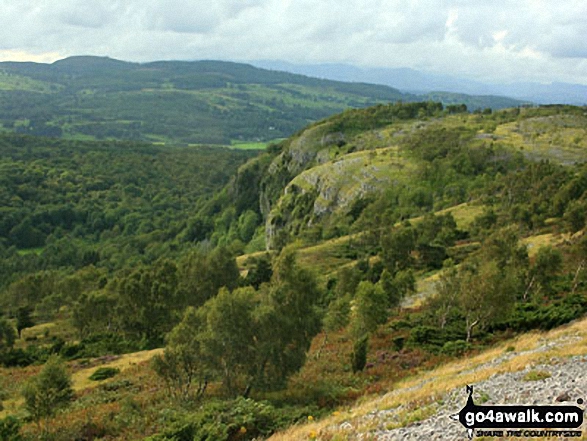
[261,107,587,440]
[270,315,587,440]
[237,107,587,296]
[3,106,587,439]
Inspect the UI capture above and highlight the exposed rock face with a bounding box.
[263,141,406,249]
[261,122,350,249]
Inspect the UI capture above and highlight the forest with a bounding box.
[0,103,587,440]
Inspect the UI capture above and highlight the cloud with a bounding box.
[0,0,585,84]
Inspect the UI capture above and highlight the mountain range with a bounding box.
[252,60,587,105]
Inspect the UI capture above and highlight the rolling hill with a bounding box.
[0,56,525,146]
[0,56,410,145]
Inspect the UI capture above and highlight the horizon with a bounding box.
[1,1,586,87]
[2,54,586,90]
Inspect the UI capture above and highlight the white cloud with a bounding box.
[0,0,585,84]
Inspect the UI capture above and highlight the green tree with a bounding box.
[563,200,586,233]
[351,334,369,373]
[0,415,22,441]
[116,259,179,345]
[323,294,352,332]
[22,355,73,421]
[198,286,259,396]
[456,260,517,342]
[380,225,416,275]
[15,306,34,338]
[350,281,388,337]
[429,263,460,329]
[72,291,117,338]
[264,248,322,385]
[379,269,415,309]
[483,227,528,271]
[152,307,209,400]
[0,317,16,352]
[237,210,259,243]
[243,256,273,289]
[177,247,240,308]
[525,246,563,299]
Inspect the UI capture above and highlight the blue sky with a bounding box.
[1,0,586,84]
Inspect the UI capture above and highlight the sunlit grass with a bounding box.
[72,348,163,391]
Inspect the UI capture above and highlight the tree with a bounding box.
[483,227,528,271]
[15,306,34,338]
[72,291,118,338]
[22,355,73,421]
[380,225,416,275]
[525,246,563,299]
[116,259,179,345]
[158,248,322,398]
[198,287,259,396]
[379,269,415,309]
[456,260,517,342]
[0,415,22,441]
[323,294,352,332]
[430,263,460,329]
[351,335,368,373]
[264,248,323,385]
[0,317,16,353]
[564,200,587,233]
[243,256,273,289]
[152,306,209,400]
[177,247,240,308]
[350,281,388,337]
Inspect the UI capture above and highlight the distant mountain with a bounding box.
[0,56,529,145]
[0,56,411,144]
[252,60,587,105]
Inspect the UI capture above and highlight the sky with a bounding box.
[1,0,586,85]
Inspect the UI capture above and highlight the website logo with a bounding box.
[451,385,584,439]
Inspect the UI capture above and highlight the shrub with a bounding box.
[351,335,368,373]
[22,355,73,420]
[440,340,470,357]
[89,367,120,381]
[497,294,587,333]
[145,398,302,441]
[392,336,405,351]
[0,416,22,441]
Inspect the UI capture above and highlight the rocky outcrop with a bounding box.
[264,147,405,249]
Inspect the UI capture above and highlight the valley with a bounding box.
[0,94,586,440]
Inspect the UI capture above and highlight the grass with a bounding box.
[436,203,485,230]
[296,234,361,276]
[268,314,587,440]
[522,370,552,381]
[0,72,59,93]
[71,348,163,391]
[230,138,285,150]
[230,141,268,150]
[522,232,569,257]
[494,114,587,165]
[0,348,164,420]
[17,321,77,349]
